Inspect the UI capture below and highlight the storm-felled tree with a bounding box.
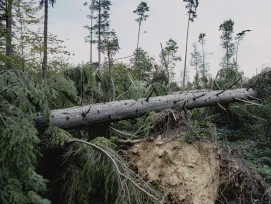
[133,1,149,51]
[235,29,251,69]
[182,0,198,88]
[0,70,51,204]
[100,30,119,101]
[217,19,243,88]
[40,0,56,80]
[160,39,181,90]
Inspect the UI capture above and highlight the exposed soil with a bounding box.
[128,109,271,204]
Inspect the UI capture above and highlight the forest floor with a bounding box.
[128,110,271,204]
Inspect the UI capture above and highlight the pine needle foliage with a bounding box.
[0,70,50,203]
[60,137,164,204]
[47,75,80,109]
[41,126,73,148]
[205,68,271,183]
[128,80,146,99]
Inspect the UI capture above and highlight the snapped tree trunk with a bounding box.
[35,88,258,130]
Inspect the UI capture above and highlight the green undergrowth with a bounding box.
[0,70,50,203]
[0,70,163,204]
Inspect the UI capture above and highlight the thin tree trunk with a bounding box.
[6,0,13,69]
[35,88,258,130]
[42,0,48,80]
[108,51,115,101]
[135,20,141,65]
[183,13,191,88]
[90,5,93,65]
[226,42,229,69]
[97,0,101,92]
[160,43,170,92]
[201,43,205,74]
[18,1,25,72]
[235,42,239,69]
[136,21,141,51]
[81,68,84,105]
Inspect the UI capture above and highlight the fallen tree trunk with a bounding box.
[35,88,258,129]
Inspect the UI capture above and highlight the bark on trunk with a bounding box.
[183,13,191,88]
[6,0,13,69]
[35,88,258,130]
[108,51,115,101]
[160,43,170,91]
[97,0,101,93]
[42,0,48,80]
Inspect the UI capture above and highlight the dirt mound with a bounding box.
[129,139,270,204]
[128,109,270,204]
[130,139,220,203]
[217,146,271,204]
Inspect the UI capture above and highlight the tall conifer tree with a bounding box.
[40,0,56,80]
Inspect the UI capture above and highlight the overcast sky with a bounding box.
[47,0,271,81]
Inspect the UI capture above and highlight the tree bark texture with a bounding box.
[42,0,48,80]
[35,88,258,130]
[6,0,13,69]
[183,13,191,88]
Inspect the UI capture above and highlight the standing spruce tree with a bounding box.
[130,48,153,83]
[218,19,243,88]
[235,29,251,69]
[13,0,40,72]
[182,0,198,88]
[160,39,181,90]
[219,19,235,70]
[0,0,14,69]
[101,31,119,101]
[190,42,202,89]
[198,33,210,88]
[133,1,149,51]
[84,0,95,65]
[0,0,7,69]
[6,0,13,69]
[88,0,111,93]
[133,1,149,66]
[40,0,56,80]
[0,17,3,70]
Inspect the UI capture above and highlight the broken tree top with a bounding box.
[35,88,258,129]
